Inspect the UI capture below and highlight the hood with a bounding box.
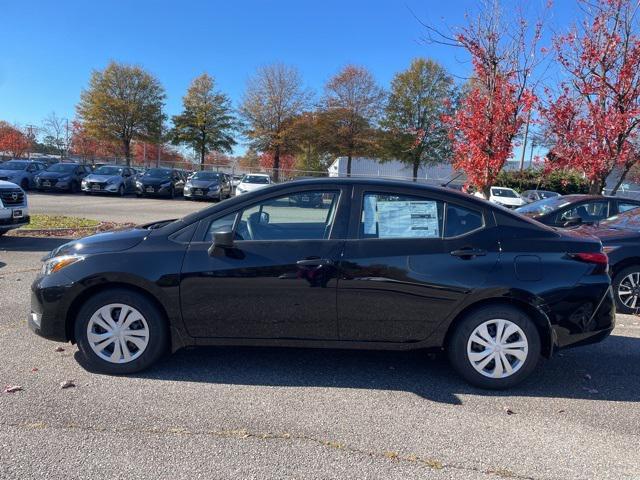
[239,182,268,191]
[38,171,70,179]
[140,176,171,186]
[86,174,120,183]
[47,227,149,258]
[0,180,20,189]
[188,179,219,188]
[0,169,22,177]
[492,196,525,206]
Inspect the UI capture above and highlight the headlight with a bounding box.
[81,179,88,185]
[136,181,142,187]
[41,255,84,276]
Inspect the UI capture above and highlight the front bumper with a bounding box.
[184,187,220,199]
[81,182,120,194]
[137,185,173,196]
[29,273,75,342]
[0,211,30,231]
[37,180,72,191]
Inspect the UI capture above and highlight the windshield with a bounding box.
[243,175,270,184]
[491,188,518,198]
[144,168,172,177]
[191,172,220,181]
[0,161,28,171]
[516,196,572,216]
[600,208,640,230]
[47,163,76,173]
[93,166,123,176]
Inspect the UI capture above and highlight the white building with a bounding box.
[327,157,454,184]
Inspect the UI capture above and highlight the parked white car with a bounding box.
[475,187,526,209]
[235,174,272,195]
[0,180,29,235]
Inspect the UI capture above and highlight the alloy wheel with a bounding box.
[617,272,640,309]
[86,303,150,364]
[466,319,529,379]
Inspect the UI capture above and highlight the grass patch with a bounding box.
[21,214,100,230]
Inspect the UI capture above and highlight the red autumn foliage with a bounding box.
[132,142,185,166]
[541,0,640,194]
[0,122,31,158]
[69,120,119,160]
[259,151,296,174]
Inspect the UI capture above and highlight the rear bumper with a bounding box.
[551,285,615,351]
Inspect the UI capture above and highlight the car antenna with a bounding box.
[441,172,464,188]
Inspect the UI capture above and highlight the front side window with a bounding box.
[236,191,338,241]
[558,201,608,223]
[360,193,444,239]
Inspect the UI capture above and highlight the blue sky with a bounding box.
[0,0,580,153]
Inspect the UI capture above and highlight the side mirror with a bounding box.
[208,229,234,256]
[563,216,583,227]
[259,211,269,225]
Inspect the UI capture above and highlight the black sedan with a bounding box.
[574,209,640,313]
[516,194,640,227]
[136,168,185,198]
[30,178,614,389]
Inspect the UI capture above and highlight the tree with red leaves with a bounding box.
[132,142,185,167]
[541,0,640,194]
[0,122,31,159]
[258,151,296,178]
[426,1,543,197]
[69,120,118,162]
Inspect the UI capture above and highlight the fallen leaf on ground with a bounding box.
[60,380,75,389]
[4,385,23,393]
[31,368,39,372]
[503,407,516,415]
[54,346,65,352]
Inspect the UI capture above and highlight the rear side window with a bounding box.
[360,193,444,239]
[618,202,640,214]
[444,204,483,237]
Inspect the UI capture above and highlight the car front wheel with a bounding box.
[447,305,540,389]
[613,266,640,314]
[74,289,168,374]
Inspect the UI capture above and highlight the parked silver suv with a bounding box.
[0,180,29,236]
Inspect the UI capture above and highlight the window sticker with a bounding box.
[376,200,440,238]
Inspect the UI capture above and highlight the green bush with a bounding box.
[495,169,589,195]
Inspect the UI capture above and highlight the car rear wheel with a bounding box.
[613,266,640,314]
[74,289,168,374]
[447,305,540,389]
[117,185,125,196]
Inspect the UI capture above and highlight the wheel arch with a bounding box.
[65,282,172,346]
[610,257,640,279]
[442,297,554,358]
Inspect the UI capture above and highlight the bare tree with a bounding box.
[240,64,312,181]
[42,112,68,158]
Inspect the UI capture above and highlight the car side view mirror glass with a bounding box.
[208,229,234,256]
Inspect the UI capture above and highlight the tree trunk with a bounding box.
[589,177,606,195]
[347,154,352,177]
[611,164,633,195]
[412,159,419,182]
[273,146,280,182]
[123,140,131,167]
[200,146,205,171]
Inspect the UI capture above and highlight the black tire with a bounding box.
[447,305,540,389]
[612,265,640,314]
[70,181,79,193]
[74,289,168,375]
[20,179,29,191]
[169,186,175,199]
[117,185,125,197]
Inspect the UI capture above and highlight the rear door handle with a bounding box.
[450,248,487,259]
[296,258,334,267]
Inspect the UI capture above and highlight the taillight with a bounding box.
[568,252,609,273]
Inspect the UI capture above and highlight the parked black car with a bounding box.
[30,178,614,389]
[35,163,92,193]
[184,171,232,201]
[515,194,640,227]
[136,168,185,198]
[521,190,560,203]
[572,209,640,313]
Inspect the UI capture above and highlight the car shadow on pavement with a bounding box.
[85,332,640,405]
[0,236,71,253]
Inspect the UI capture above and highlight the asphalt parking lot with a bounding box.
[1,195,640,479]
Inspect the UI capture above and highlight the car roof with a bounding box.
[559,194,640,202]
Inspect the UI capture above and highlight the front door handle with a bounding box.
[296,258,334,267]
[450,248,487,259]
